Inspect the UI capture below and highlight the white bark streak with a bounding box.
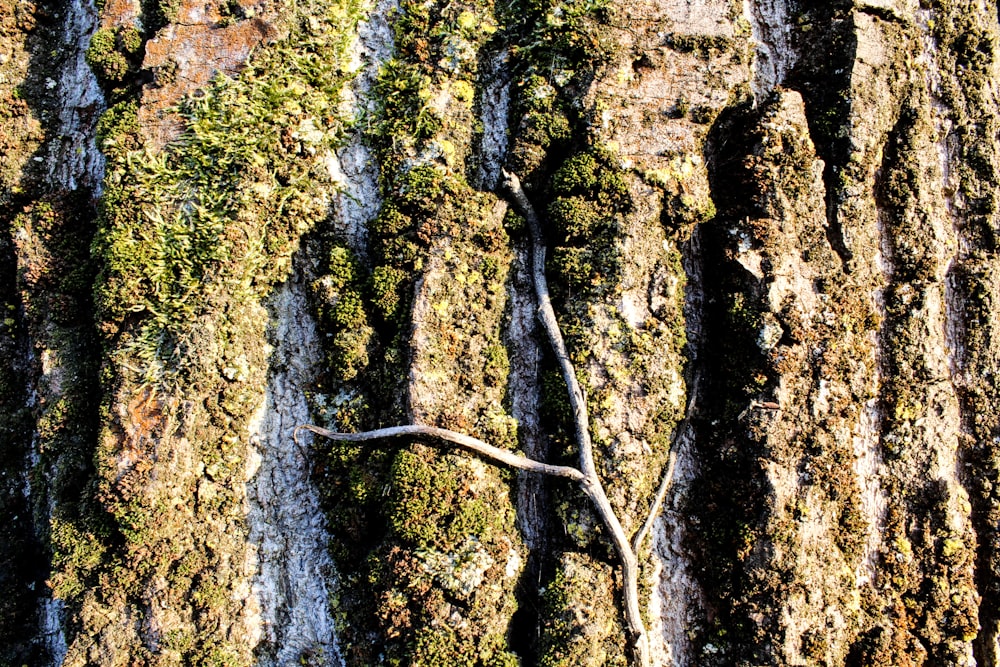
[247,282,341,666]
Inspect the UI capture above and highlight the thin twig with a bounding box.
[501,169,597,478]
[501,169,649,667]
[631,451,677,555]
[631,373,700,554]
[295,424,586,482]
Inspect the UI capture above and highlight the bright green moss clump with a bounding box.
[390,448,513,548]
[95,100,140,154]
[86,26,142,84]
[546,147,629,303]
[311,245,374,383]
[93,0,363,383]
[370,265,408,321]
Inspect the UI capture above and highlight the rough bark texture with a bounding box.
[3,0,1000,664]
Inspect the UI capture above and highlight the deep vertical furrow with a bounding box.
[507,251,545,551]
[36,2,104,660]
[246,281,341,665]
[686,174,771,664]
[490,49,552,658]
[648,228,706,667]
[1,0,105,660]
[787,2,856,269]
[505,241,548,661]
[923,1,1000,662]
[694,86,880,664]
[744,0,794,103]
[0,219,45,665]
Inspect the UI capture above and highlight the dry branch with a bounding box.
[501,169,650,667]
[299,171,694,667]
[294,424,585,481]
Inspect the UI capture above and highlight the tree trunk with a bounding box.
[2,0,1000,664]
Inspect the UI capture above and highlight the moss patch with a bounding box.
[68,0,368,661]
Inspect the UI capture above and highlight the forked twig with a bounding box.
[299,171,699,667]
[501,168,649,666]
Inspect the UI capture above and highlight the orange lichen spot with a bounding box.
[124,387,164,447]
[139,14,277,147]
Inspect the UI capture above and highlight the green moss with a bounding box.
[548,246,598,290]
[372,59,441,148]
[330,300,373,381]
[86,28,128,82]
[93,0,364,383]
[482,343,508,387]
[411,627,476,666]
[690,104,718,125]
[218,0,247,24]
[388,443,510,549]
[85,26,142,85]
[370,265,408,321]
[664,33,733,58]
[505,0,615,68]
[48,519,106,599]
[329,291,365,329]
[552,152,599,193]
[396,164,446,214]
[371,206,412,239]
[327,245,361,289]
[547,196,602,240]
[152,57,179,87]
[311,244,376,385]
[141,0,181,32]
[119,25,142,53]
[410,621,519,667]
[544,148,628,302]
[95,100,140,154]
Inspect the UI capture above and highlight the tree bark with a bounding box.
[3,0,1000,665]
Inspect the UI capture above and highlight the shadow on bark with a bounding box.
[0,7,105,665]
